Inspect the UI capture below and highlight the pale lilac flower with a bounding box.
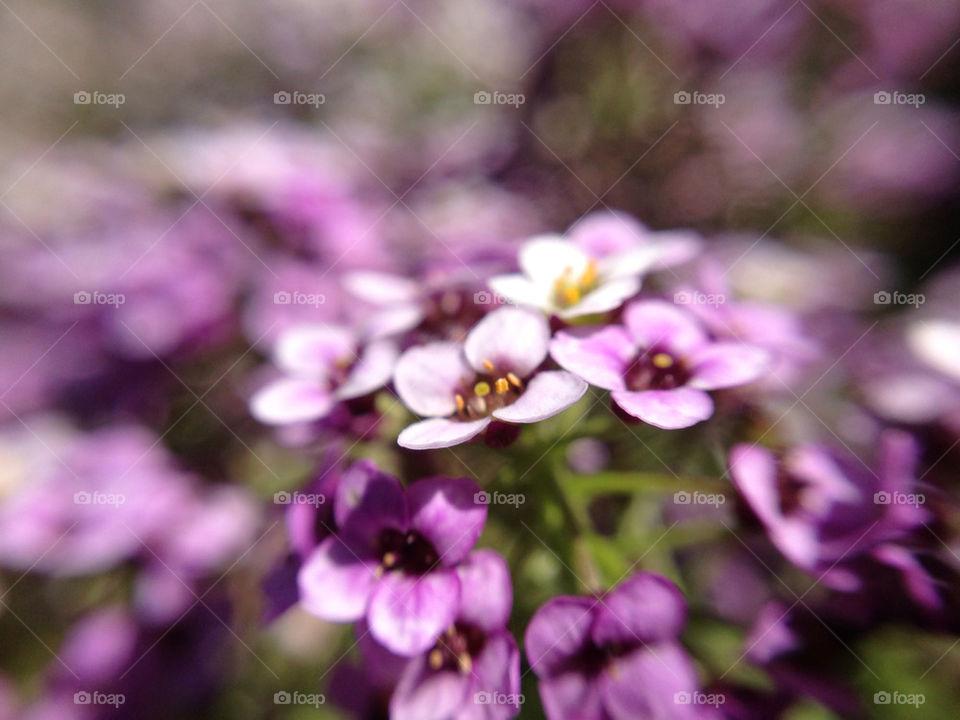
[250,324,396,426]
[488,211,699,319]
[525,572,712,720]
[390,550,521,720]
[393,307,587,449]
[551,300,768,429]
[298,462,487,655]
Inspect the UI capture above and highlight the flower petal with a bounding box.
[468,632,523,718]
[334,460,407,538]
[622,300,707,355]
[249,377,334,425]
[368,569,461,656]
[558,277,640,319]
[688,342,769,390]
[408,477,487,565]
[600,643,704,720]
[464,307,549,377]
[568,210,649,257]
[538,672,605,720]
[550,327,634,391]
[398,417,491,450]
[487,274,549,311]
[297,536,377,622]
[591,573,687,647]
[455,550,512,631]
[343,271,422,305]
[611,388,713,429]
[394,342,473,417]
[525,596,597,676]
[273,324,355,377]
[908,319,960,382]
[335,339,398,400]
[391,656,469,720]
[492,370,587,423]
[519,235,592,287]
[727,444,781,526]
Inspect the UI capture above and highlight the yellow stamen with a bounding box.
[652,353,674,369]
[455,394,465,412]
[580,259,598,287]
[562,286,581,306]
[495,377,509,394]
[474,381,491,397]
[458,653,472,673]
[482,359,495,372]
[382,552,397,568]
[429,649,444,670]
[506,372,523,389]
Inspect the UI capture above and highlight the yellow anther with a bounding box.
[507,372,523,389]
[580,259,598,287]
[474,381,491,397]
[458,653,472,673]
[652,353,674,369]
[495,377,510,394]
[382,552,397,568]
[455,394,465,412]
[482,359,495,372]
[429,649,444,670]
[562,287,581,306]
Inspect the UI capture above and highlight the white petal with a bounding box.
[393,343,473,417]
[487,274,549,311]
[519,235,591,288]
[342,270,421,305]
[273,324,355,377]
[492,371,587,423]
[336,340,398,400]
[250,378,334,425]
[908,320,960,382]
[397,417,491,450]
[558,277,640,319]
[464,307,549,376]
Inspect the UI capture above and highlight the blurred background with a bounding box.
[1,0,959,718]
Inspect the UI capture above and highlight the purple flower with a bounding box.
[250,324,396,426]
[729,431,933,595]
[550,299,768,429]
[394,307,587,449]
[525,572,712,720]
[298,462,487,655]
[488,212,699,319]
[390,549,521,720]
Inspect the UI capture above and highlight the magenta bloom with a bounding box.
[394,307,587,449]
[250,324,396,426]
[298,462,487,655]
[525,572,711,720]
[550,299,767,429]
[390,549,521,720]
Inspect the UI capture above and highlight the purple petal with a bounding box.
[492,371,587,424]
[550,327,635,391]
[273,324,355,377]
[622,300,707,356]
[391,656,469,720]
[298,536,377,622]
[455,550,512,631]
[398,417,492,450]
[688,342,769,390]
[525,596,597,676]
[568,210,648,257]
[408,477,487,565]
[394,342,473,417]
[334,461,407,538]
[336,339,398,400]
[611,388,713,429]
[600,643,703,720]
[558,277,641,319]
[538,672,605,720]
[591,573,687,647]
[368,568,461,655]
[343,270,422,305]
[727,444,781,525]
[467,632,523,719]
[464,307,549,377]
[249,377,334,425]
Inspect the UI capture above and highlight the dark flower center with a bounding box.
[624,349,690,391]
[775,466,806,515]
[454,360,524,420]
[427,622,487,674]
[377,528,440,575]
